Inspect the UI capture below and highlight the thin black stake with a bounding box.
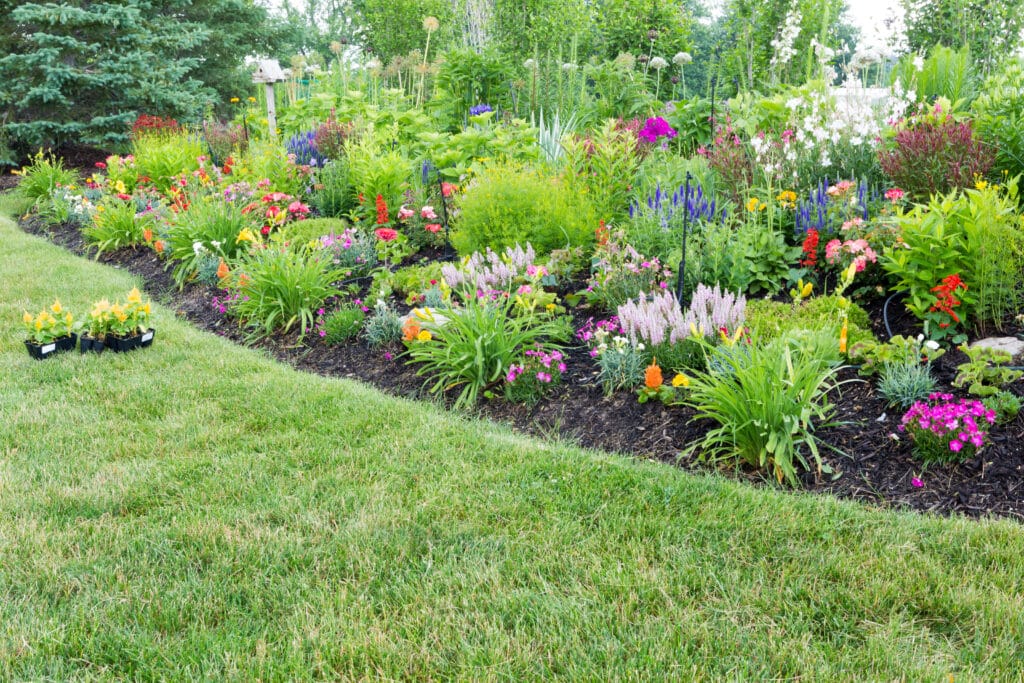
[675,172,692,304]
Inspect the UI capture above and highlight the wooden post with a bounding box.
[265,82,277,137]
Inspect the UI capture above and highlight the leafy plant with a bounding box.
[404,296,569,409]
[745,295,872,353]
[22,299,75,343]
[166,196,254,288]
[132,131,205,193]
[225,247,343,337]
[982,390,1022,425]
[848,334,944,376]
[877,361,938,409]
[563,119,643,223]
[310,159,355,218]
[953,345,1023,397]
[595,335,647,395]
[323,306,366,345]
[82,198,152,255]
[451,163,597,256]
[14,150,78,204]
[972,58,1024,184]
[504,345,567,406]
[684,331,848,487]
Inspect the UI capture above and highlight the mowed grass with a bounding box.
[2,201,1024,680]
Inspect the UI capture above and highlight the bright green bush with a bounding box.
[452,163,597,256]
[745,296,873,355]
[166,196,253,288]
[131,131,205,193]
[972,58,1024,190]
[323,306,366,345]
[82,198,153,255]
[14,151,78,204]
[310,159,355,218]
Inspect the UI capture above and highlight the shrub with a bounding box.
[585,231,673,312]
[345,138,410,213]
[877,102,993,201]
[404,297,569,409]
[899,394,996,466]
[452,163,597,256]
[745,296,873,353]
[15,150,78,204]
[312,117,355,161]
[283,218,350,245]
[226,247,344,337]
[877,361,938,409]
[982,390,1022,425]
[953,345,1023,397]
[684,331,848,487]
[563,119,644,224]
[323,306,366,345]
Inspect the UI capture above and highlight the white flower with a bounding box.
[211,240,222,249]
[924,340,940,351]
[912,54,924,72]
[192,241,206,255]
[523,58,537,70]
[636,343,646,352]
[673,52,692,66]
[562,62,578,72]
[649,57,668,70]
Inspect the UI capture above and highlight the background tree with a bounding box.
[902,0,1024,73]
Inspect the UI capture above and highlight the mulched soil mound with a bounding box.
[18,214,1024,521]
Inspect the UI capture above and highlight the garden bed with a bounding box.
[20,214,1024,521]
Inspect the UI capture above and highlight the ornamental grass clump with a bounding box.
[684,330,848,486]
[899,393,996,465]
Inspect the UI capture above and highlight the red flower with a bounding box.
[441,182,456,197]
[375,228,398,242]
[375,194,389,225]
[261,225,271,235]
[287,201,309,214]
[94,161,107,170]
[929,273,967,324]
[800,229,820,268]
[116,193,132,201]
[261,192,289,203]
[424,223,442,233]
[596,219,609,246]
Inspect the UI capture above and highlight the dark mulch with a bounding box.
[18,215,1024,521]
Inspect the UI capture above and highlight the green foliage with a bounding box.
[734,223,799,297]
[902,0,1024,74]
[345,138,411,214]
[281,218,349,246]
[370,262,446,303]
[323,306,366,345]
[563,119,642,223]
[452,163,597,256]
[404,297,569,409]
[310,159,355,218]
[14,151,78,204]
[890,45,979,106]
[236,140,312,198]
[848,335,945,377]
[579,56,655,123]
[132,132,205,194]
[982,390,1022,425]
[352,0,456,63]
[972,59,1024,189]
[82,199,151,255]
[166,196,252,288]
[596,336,647,395]
[877,361,938,409]
[883,181,1024,337]
[228,247,344,337]
[432,48,515,125]
[363,299,404,347]
[745,296,873,359]
[953,345,1023,397]
[685,331,847,487]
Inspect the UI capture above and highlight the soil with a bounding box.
[17,214,1024,522]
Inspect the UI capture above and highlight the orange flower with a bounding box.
[237,272,250,288]
[644,358,663,389]
[154,240,165,254]
[839,319,848,354]
[402,319,421,342]
[142,227,153,243]
[216,259,229,280]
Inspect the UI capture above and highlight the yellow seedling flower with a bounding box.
[671,373,690,388]
[416,329,433,342]
[91,298,110,316]
[64,312,74,327]
[248,96,256,103]
[50,299,63,315]
[141,302,151,316]
[23,311,33,324]
[126,287,143,304]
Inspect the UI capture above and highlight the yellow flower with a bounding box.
[64,312,74,327]
[114,180,127,194]
[141,302,151,316]
[23,311,33,324]
[801,281,812,298]
[416,329,433,342]
[545,302,556,312]
[671,373,689,388]
[248,96,256,103]
[236,228,257,244]
[230,97,240,103]
[50,299,63,315]
[34,318,43,332]
[746,197,759,212]
[414,307,434,321]
[126,287,143,304]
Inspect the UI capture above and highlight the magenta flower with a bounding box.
[911,477,923,488]
[638,117,678,143]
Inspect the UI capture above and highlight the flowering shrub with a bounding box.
[318,229,378,277]
[131,114,182,138]
[504,345,567,405]
[824,238,877,273]
[899,393,996,465]
[585,230,672,311]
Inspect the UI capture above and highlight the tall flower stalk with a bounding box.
[418,16,439,107]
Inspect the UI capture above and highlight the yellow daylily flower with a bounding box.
[416,330,432,342]
[236,228,257,244]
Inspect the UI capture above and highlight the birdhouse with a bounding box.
[252,59,286,84]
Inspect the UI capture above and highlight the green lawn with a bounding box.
[3,199,1024,680]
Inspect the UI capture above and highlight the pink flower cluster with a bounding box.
[824,238,877,272]
[899,393,996,455]
[506,347,566,384]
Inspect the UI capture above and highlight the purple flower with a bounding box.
[911,477,923,488]
[638,117,678,143]
[469,104,493,116]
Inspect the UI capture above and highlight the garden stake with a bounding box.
[675,172,692,304]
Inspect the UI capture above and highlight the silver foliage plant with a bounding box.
[617,284,746,347]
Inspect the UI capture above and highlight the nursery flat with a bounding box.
[5,193,1024,679]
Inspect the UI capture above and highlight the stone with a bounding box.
[969,337,1024,359]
